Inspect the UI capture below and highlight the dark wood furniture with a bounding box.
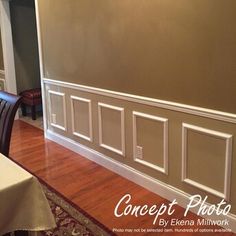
[0,91,22,156]
[19,88,42,120]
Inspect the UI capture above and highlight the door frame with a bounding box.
[0,0,17,94]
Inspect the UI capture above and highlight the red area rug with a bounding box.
[40,183,115,236]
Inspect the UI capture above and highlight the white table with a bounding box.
[0,154,56,235]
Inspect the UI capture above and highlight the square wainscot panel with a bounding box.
[133,111,168,174]
[182,123,232,200]
[71,96,92,142]
[98,103,125,156]
[48,90,67,131]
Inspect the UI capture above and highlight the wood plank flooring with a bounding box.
[10,120,234,236]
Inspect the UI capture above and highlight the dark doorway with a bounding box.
[10,0,42,126]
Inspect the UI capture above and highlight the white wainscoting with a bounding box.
[43,79,236,232]
[182,123,233,201]
[48,90,67,131]
[132,111,169,174]
[70,95,93,142]
[98,102,125,156]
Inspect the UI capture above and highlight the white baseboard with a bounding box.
[46,129,236,232]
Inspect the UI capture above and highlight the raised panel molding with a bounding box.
[48,90,67,131]
[132,111,168,174]
[182,123,233,201]
[70,95,93,142]
[98,102,125,156]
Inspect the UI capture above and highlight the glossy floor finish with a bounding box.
[10,120,234,236]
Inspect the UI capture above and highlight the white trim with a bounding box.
[183,179,225,198]
[43,78,236,124]
[48,90,67,131]
[0,70,5,79]
[45,129,236,233]
[0,0,17,95]
[98,102,125,156]
[51,123,65,130]
[182,123,233,201]
[132,111,168,174]
[70,95,93,142]
[35,0,47,134]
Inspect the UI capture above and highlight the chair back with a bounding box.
[0,91,22,156]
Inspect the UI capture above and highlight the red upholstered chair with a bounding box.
[19,88,42,120]
[0,91,22,157]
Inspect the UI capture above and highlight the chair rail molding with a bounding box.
[43,78,236,124]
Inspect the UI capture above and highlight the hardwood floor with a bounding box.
[10,120,234,236]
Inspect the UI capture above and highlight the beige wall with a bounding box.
[38,0,236,113]
[10,0,40,93]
